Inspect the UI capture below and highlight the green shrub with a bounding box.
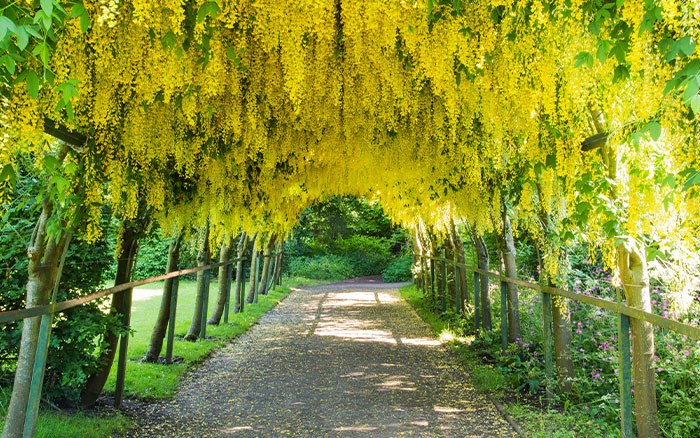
[0,157,124,406]
[382,255,413,282]
[288,255,354,281]
[333,235,392,276]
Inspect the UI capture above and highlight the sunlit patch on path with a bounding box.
[124,280,517,437]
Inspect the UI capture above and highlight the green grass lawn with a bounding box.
[103,276,298,400]
[1,276,324,437]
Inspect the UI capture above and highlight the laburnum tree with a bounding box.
[0,1,698,437]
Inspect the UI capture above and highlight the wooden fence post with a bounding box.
[542,292,554,404]
[441,255,447,313]
[500,280,508,354]
[454,254,461,315]
[199,269,210,339]
[114,287,133,408]
[473,272,480,337]
[430,259,435,300]
[223,264,233,323]
[165,276,179,364]
[617,288,634,438]
[239,260,246,313]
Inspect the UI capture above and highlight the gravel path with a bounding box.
[124,280,517,437]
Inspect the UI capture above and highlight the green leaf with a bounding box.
[1,54,15,74]
[0,16,17,41]
[574,52,593,68]
[661,174,676,188]
[644,121,661,141]
[63,162,77,175]
[596,40,611,63]
[24,25,42,40]
[663,76,679,96]
[80,12,91,33]
[575,202,591,214]
[32,42,50,67]
[161,31,176,50]
[70,3,86,18]
[43,155,60,172]
[683,79,698,105]
[197,2,220,23]
[15,26,28,50]
[690,94,700,114]
[26,70,39,98]
[41,0,54,18]
[679,36,696,57]
[646,246,666,262]
[0,164,16,187]
[683,170,700,191]
[33,10,52,31]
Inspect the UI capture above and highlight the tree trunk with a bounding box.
[81,224,139,407]
[268,240,282,291]
[551,288,574,392]
[589,102,659,435]
[444,239,455,308]
[499,211,521,342]
[185,223,211,341]
[473,233,492,330]
[208,234,235,325]
[426,227,439,302]
[143,235,182,362]
[412,227,422,287]
[257,235,276,296]
[233,232,248,313]
[535,183,574,392]
[273,243,284,286]
[245,234,259,304]
[618,239,660,438]
[448,217,468,309]
[3,184,72,437]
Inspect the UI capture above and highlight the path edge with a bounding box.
[395,285,526,437]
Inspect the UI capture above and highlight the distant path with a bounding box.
[124,278,517,437]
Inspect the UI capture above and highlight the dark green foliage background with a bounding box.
[283,196,408,280]
[0,157,123,406]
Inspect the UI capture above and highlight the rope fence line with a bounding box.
[415,251,700,438]
[417,253,700,340]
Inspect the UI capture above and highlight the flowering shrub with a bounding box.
[453,252,700,437]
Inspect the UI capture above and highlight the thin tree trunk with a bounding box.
[426,227,439,302]
[618,239,659,438]
[551,292,573,392]
[536,182,574,392]
[233,232,248,313]
[268,241,282,291]
[185,223,211,341]
[473,233,492,330]
[3,162,72,437]
[444,238,455,308]
[245,234,259,304]
[412,227,422,287]
[81,224,139,407]
[143,235,182,362]
[208,234,235,325]
[448,217,468,309]
[499,211,521,342]
[589,102,659,435]
[273,243,284,286]
[257,235,276,296]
